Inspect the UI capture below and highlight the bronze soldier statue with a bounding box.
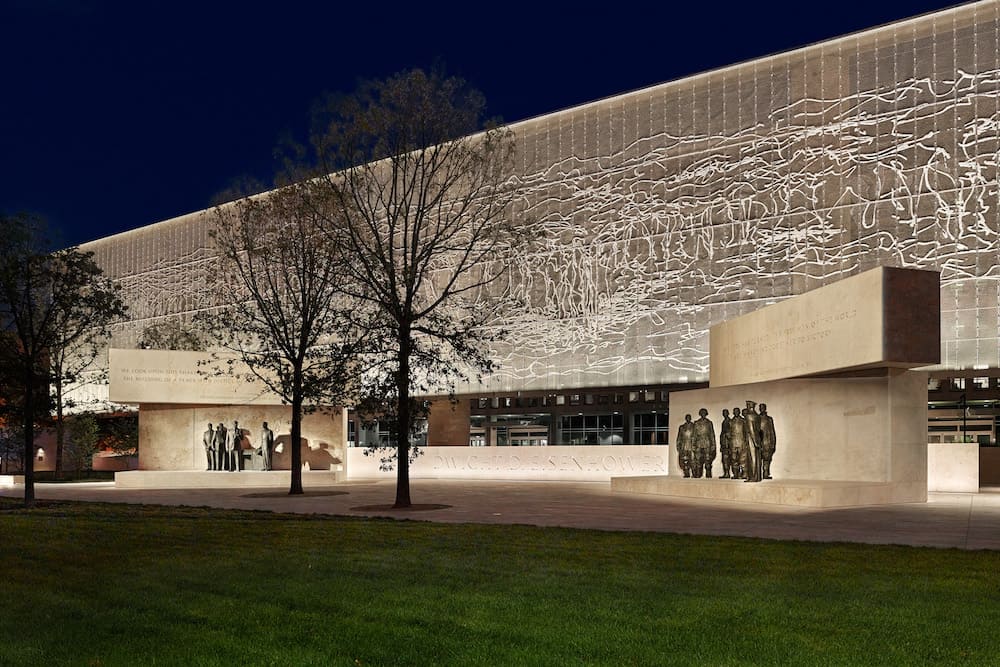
[676,414,696,478]
[744,401,762,483]
[759,403,776,479]
[729,406,748,480]
[719,409,733,479]
[692,408,716,478]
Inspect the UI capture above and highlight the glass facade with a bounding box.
[558,414,624,446]
[632,413,670,446]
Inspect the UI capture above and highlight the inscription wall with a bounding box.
[346,445,668,482]
[110,349,282,405]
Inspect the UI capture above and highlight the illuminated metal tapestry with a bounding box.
[84,2,1000,398]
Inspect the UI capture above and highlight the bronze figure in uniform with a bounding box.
[676,414,695,478]
[744,401,762,483]
[729,407,749,480]
[759,403,776,479]
[719,409,733,478]
[692,408,716,478]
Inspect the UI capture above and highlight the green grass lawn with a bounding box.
[1,498,997,666]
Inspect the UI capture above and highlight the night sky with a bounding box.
[1,0,966,248]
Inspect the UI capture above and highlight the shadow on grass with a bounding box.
[241,490,350,498]
[33,471,115,483]
[350,503,452,512]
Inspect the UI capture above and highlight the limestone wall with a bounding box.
[138,404,345,472]
[668,370,928,492]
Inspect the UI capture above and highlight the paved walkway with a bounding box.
[3,479,999,550]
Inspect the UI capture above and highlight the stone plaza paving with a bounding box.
[3,479,999,550]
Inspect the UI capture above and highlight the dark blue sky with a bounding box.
[1,0,965,247]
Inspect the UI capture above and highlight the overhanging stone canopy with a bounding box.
[709,267,941,386]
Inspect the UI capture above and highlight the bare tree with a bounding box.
[103,412,139,468]
[138,319,206,351]
[48,262,126,478]
[204,186,368,495]
[305,69,526,507]
[0,422,23,474]
[65,413,100,475]
[0,213,126,505]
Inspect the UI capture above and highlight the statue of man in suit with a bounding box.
[259,422,275,471]
[203,422,216,471]
[213,423,226,471]
[225,420,241,472]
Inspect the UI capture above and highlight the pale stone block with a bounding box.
[139,405,196,471]
[0,475,24,487]
[115,470,344,489]
[109,349,283,406]
[138,404,344,472]
[346,446,669,482]
[611,476,925,507]
[889,369,931,486]
[709,267,939,387]
[928,443,979,493]
[665,370,928,504]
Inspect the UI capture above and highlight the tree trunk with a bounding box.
[289,371,304,495]
[22,365,35,507]
[394,326,412,508]
[54,375,64,479]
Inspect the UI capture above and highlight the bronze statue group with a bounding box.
[676,401,776,482]
[201,420,275,471]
